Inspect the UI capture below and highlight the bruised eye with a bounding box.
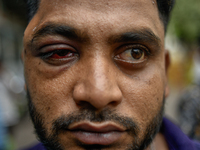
[39,44,79,65]
[49,50,77,59]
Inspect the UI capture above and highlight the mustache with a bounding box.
[27,89,165,150]
[51,108,140,137]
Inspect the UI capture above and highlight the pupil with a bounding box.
[131,49,143,59]
[57,50,69,56]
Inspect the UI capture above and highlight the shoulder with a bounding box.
[194,141,200,150]
[21,143,46,150]
[161,118,200,150]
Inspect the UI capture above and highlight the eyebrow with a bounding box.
[108,28,161,47]
[30,23,161,49]
[31,23,89,44]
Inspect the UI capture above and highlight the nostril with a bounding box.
[108,101,120,107]
[73,80,122,110]
[76,101,88,107]
[76,101,97,110]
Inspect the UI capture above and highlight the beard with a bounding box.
[27,90,164,150]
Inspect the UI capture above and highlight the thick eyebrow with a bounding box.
[108,28,161,47]
[31,23,89,44]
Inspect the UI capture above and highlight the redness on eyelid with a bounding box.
[50,52,75,59]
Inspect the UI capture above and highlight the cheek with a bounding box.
[119,66,165,127]
[24,56,77,124]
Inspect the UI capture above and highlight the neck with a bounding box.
[145,132,169,150]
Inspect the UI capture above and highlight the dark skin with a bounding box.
[23,0,170,149]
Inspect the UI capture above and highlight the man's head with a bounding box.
[23,0,174,150]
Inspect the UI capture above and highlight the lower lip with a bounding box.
[70,130,124,145]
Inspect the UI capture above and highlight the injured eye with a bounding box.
[47,49,77,59]
[39,44,79,66]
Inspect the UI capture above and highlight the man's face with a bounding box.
[23,0,169,149]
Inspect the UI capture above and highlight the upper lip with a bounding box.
[68,122,125,133]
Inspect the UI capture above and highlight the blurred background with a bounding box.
[0,0,200,149]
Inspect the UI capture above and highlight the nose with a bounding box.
[73,57,122,110]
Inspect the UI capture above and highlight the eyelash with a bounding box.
[111,44,152,70]
[116,44,151,58]
[38,43,151,67]
[38,43,78,58]
[125,44,150,53]
[40,50,77,59]
[40,51,56,59]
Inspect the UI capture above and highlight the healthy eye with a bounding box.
[123,48,145,61]
[131,49,144,60]
[115,45,148,63]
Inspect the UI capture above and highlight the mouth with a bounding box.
[68,122,126,145]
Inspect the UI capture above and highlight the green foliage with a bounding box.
[168,0,200,44]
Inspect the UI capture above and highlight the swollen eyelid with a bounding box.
[40,51,54,59]
[39,49,79,66]
[50,50,77,59]
[41,50,77,59]
[39,43,77,56]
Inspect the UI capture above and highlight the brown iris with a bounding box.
[131,49,144,60]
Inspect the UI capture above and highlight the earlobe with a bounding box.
[164,50,170,98]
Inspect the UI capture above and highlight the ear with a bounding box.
[164,50,170,98]
[21,49,25,62]
[21,49,27,90]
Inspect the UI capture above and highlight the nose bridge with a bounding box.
[89,55,111,92]
[73,53,122,109]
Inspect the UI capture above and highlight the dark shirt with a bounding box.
[23,118,200,150]
[161,118,200,150]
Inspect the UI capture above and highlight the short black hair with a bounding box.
[25,0,40,22]
[157,0,175,31]
[25,0,175,32]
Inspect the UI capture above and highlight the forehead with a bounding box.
[25,0,164,44]
[39,0,156,12]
